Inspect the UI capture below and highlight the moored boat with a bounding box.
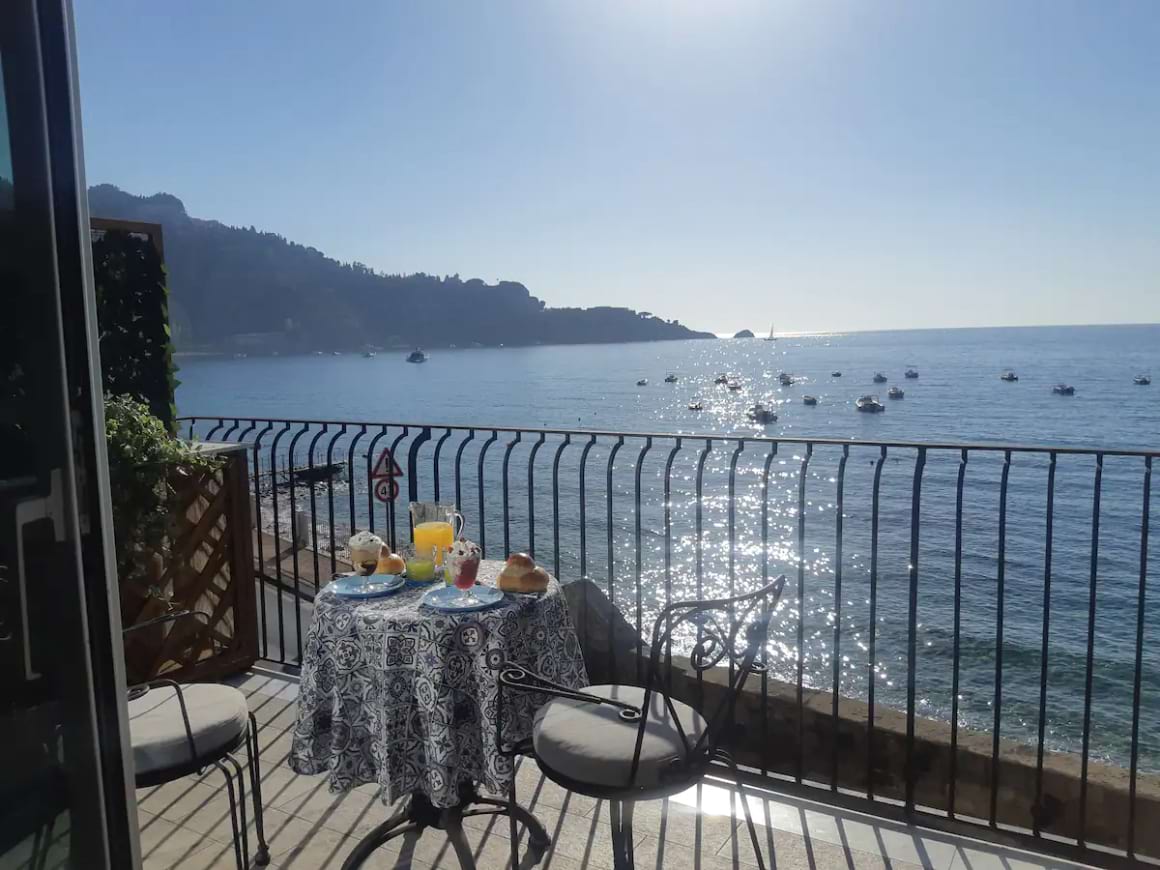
[1000,371,1018,381]
[778,372,793,386]
[406,348,428,363]
[831,371,842,377]
[636,378,648,386]
[714,373,729,385]
[747,403,778,423]
[888,386,904,399]
[664,373,679,383]
[872,372,887,383]
[1052,384,1075,395]
[687,399,704,411]
[1134,374,1151,385]
[727,380,742,391]
[856,394,885,413]
[803,395,818,406]
[905,369,919,379]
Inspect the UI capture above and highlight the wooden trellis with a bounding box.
[120,444,257,684]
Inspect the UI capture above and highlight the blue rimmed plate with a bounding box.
[329,573,406,599]
[419,584,505,613]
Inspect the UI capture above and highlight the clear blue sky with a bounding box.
[73,0,1159,335]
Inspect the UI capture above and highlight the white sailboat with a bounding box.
[763,322,776,341]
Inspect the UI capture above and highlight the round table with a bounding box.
[290,560,588,869]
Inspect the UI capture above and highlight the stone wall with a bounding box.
[561,578,1160,860]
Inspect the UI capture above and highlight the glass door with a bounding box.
[0,0,138,867]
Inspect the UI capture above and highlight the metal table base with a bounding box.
[341,785,548,870]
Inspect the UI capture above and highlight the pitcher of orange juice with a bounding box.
[409,502,464,568]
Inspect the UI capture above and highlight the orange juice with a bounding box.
[414,521,455,565]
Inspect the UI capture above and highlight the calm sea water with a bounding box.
[177,325,1160,768]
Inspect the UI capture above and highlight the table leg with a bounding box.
[341,789,547,870]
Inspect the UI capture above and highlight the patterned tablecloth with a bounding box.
[289,561,588,808]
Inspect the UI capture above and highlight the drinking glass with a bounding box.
[400,543,437,583]
[445,549,482,607]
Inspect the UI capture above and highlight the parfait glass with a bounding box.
[445,549,482,607]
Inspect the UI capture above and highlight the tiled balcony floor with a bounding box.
[130,669,1098,870]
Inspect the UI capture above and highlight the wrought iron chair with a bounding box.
[498,575,786,870]
[124,610,270,869]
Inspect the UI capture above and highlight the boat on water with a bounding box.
[872,372,887,383]
[1134,374,1151,385]
[362,351,376,358]
[1000,371,1018,382]
[803,395,818,406]
[831,371,842,377]
[778,372,793,386]
[714,373,730,385]
[747,403,778,423]
[763,323,776,341]
[726,380,743,391]
[888,386,905,399]
[636,378,648,386]
[857,395,885,413]
[331,351,342,356]
[687,399,704,411]
[406,349,428,363]
[904,369,919,379]
[1052,384,1076,395]
[665,373,679,383]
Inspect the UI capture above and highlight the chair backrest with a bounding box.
[627,575,787,785]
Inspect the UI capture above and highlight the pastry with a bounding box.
[497,553,550,593]
[376,552,407,575]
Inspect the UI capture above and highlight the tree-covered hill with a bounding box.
[87,184,716,353]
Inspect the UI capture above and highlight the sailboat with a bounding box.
[763,323,776,342]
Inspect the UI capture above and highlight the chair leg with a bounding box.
[225,754,251,863]
[213,760,247,870]
[724,758,767,870]
[508,766,520,870]
[608,799,636,870]
[246,713,271,866]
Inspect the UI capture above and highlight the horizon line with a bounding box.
[715,320,1160,339]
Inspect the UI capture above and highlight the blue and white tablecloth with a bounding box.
[289,561,588,808]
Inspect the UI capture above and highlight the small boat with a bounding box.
[778,372,793,386]
[888,386,905,399]
[872,372,887,383]
[904,369,919,379]
[831,371,842,377]
[331,351,342,356]
[687,400,704,411]
[747,403,778,423]
[664,373,679,383]
[763,323,777,342]
[1052,384,1076,395]
[726,380,743,391]
[406,349,428,363]
[362,351,376,358]
[714,373,730,385]
[857,395,885,413]
[803,395,818,406]
[1000,371,1018,382]
[1134,374,1151,385]
[636,378,648,386]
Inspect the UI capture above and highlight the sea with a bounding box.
[177,324,1160,770]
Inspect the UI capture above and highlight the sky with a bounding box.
[73,1,1160,335]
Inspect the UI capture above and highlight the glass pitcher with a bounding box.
[409,502,465,565]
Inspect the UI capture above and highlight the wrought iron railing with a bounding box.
[180,415,1157,865]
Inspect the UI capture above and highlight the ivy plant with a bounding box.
[104,394,220,591]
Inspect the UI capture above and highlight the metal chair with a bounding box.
[124,610,270,869]
[498,575,786,870]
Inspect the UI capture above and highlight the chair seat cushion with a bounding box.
[532,684,708,790]
[128,683,249,777]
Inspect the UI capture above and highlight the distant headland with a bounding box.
[87,185,716,354]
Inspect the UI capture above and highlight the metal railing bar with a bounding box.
[1078,452,1103,844]
[1033,450,1057,836]
[867,445,887,799]
[477,430,500,558]
[528,433,546,560]
[989,449,1012,825]
[502,433,522,557]
[949,447,968,818]
[796,442,813,784]
[635,437,653,684]
[832,443,849,790]
[1127,455,1151,858]
[177,416,1160,458]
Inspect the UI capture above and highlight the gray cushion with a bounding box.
[532,684,708,790]
[128,683,249,776]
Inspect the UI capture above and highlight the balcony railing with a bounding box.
[179,415,1158,867]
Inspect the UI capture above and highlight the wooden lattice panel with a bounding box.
[121,446,257,684]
